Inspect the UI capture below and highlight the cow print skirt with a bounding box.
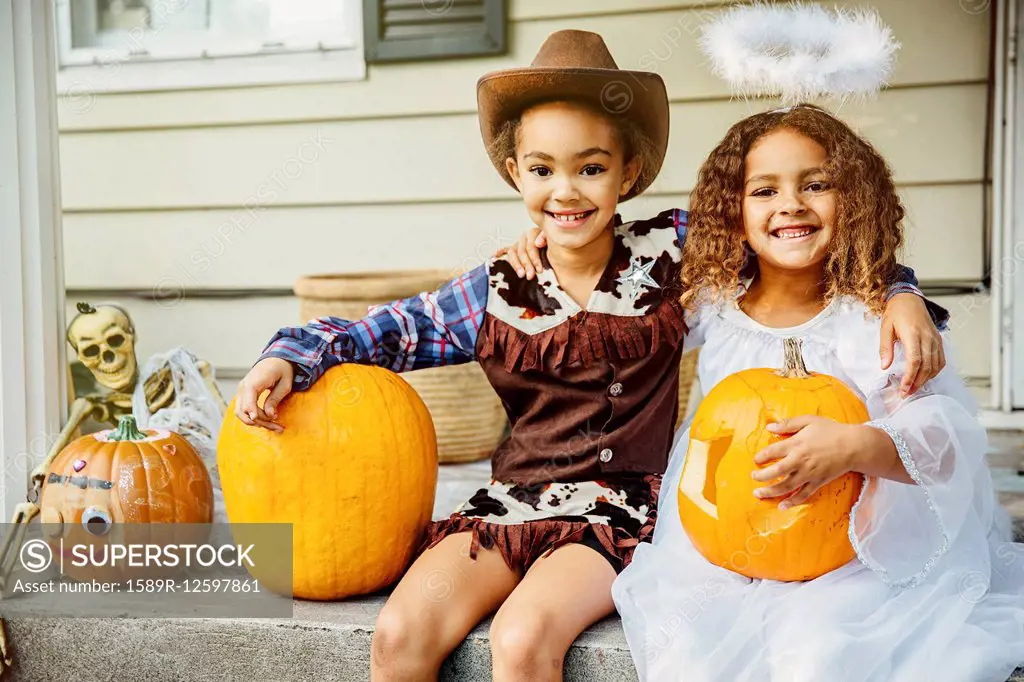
[419,474,661,575]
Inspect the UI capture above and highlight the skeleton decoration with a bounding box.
[0,302,228,672]
[67,302,138,393]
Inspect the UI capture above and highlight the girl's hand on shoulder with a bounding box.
[880,293,946,397]
[493,227,546,279]
[234,357,294,432]
[750,416,864,509]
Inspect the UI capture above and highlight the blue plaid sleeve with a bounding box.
[886,266,950,331]
[672,208,688,248]
[258,264,489,391]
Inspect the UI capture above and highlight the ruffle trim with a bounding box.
[849,420,950,589]
[715,299,843,345]
[420,475,661,575]
[478,299,688,373]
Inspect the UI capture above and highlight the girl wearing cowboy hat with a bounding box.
[235,30,944,680]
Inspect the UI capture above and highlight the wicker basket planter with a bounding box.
[294,272,507,464]
[675,349,701,430]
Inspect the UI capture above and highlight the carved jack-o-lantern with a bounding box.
[677,338,868,582]
[39,415,213,583]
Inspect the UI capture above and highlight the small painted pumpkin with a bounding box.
[677,338,868,582]
[39,415,213,583]
[217,363,438,600]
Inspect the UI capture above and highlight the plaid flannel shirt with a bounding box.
[259,209,947,390]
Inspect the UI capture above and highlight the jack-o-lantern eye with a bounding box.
[82,506,112,536]
[679,433,734,519]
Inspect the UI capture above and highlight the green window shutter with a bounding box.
[363,0,507,63]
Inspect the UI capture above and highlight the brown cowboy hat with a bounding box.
[477,30,669,202]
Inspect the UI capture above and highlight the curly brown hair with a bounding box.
[680,104,905,315]
[488,98,661,198]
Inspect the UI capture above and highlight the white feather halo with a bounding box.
[699,3,900,102]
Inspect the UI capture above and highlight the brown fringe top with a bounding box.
[472,211,688,485]
[477,296,688,373]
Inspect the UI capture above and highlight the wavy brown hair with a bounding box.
[680,104,905,315]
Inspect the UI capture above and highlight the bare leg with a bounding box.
[489,543,617,682]
[371,531,520,681]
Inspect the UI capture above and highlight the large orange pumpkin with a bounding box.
[677,338,868,582]
[217,363,438,600]
[39,415,214,583]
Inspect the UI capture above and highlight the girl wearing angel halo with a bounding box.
[496,7,1024,681]
[233,27,944,681]
[612,101,1024,682]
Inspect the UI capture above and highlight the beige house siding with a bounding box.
[58,0,993,398]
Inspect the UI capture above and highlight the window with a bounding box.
[54,0,367,92]
[53,0,508,93]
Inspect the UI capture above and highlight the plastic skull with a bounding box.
[67,303,138,392]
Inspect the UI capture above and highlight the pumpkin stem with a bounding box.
[777,338,811,378]
[108,415,148,442]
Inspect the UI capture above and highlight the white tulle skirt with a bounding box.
[613,299,1024,682]
[613,425,1024,682]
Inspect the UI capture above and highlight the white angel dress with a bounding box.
[613,296,1024,682]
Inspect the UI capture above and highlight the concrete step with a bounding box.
[3,595,634,681]
[6,512,1024,681]
[5,593,1023,682]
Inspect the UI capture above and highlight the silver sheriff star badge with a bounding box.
[616,256,659,298]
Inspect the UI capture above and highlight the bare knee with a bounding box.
[489,611,563,676]
[372,605,416,656]
[372,604,438,677]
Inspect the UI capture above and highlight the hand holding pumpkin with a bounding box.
[234,357,295,432]
[751,415,896,509]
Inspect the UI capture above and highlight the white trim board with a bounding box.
[1010,0,1024,408]
[0,0,68,520]
[980,410,1024,430]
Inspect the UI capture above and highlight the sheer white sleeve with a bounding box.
[836,314,994,588]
